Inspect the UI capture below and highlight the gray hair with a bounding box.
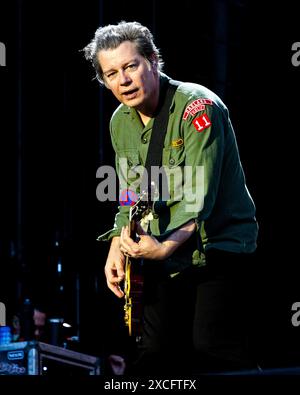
[84,21,164,84]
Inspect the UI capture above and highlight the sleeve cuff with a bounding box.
[97,228,121,242]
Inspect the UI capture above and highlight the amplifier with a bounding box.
[0,341,101,375]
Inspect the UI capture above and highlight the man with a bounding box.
[85,21,258,375]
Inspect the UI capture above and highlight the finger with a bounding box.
[119,245,127,256]
[104,268,124,296]
[104,268,120,285]
[115,261,125,281]
[120,248,130,257]
[120,226,132,251]
[123,226,140,253]
[107,280,124,298]
[105,257,125,282]
[123,225,131,238]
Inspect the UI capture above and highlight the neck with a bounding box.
[137,76,160,126]
[139,113,152,126]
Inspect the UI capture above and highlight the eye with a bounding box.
[106,71,116,79]
[126,63,137,71]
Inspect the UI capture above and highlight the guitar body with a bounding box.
[123,192,153,338]
[124,257,144,337]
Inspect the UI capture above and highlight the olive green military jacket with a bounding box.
[98,74,258,272]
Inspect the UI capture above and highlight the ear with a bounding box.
[150,54,158,68]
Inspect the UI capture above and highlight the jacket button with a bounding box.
[169,158,175,165]
[142,137,148,144]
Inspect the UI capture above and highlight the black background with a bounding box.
[0,0,299,370]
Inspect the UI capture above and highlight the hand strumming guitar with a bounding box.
[104,236,125,298]
[119,224,168,260]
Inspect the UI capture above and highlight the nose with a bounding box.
[119,69,131,85]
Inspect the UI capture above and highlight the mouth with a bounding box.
[122,88,139,99]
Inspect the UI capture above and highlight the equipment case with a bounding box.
[0,341,101,375]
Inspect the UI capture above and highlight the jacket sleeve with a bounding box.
[183,103,226,223]
[153,102,226,235]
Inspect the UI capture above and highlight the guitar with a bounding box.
[123,192,153,337]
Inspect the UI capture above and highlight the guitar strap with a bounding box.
[143,79,180,199]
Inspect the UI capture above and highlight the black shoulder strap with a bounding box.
[143,79,180,197]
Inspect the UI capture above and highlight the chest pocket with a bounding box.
[116,150,142,191]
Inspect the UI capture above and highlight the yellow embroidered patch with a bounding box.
[171,138,184,148]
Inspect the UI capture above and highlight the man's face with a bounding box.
[98,41,158,112]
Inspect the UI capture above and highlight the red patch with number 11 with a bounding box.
[192,114,211,132]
